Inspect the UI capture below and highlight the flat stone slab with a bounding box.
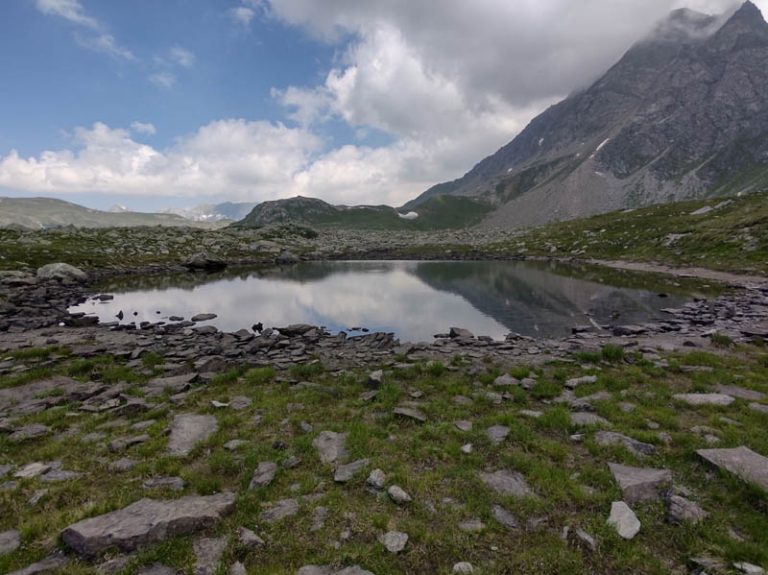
[249,461,278,489]
[486,425,510,445]
[571,412,611,427]
[608,463,672,503]
[673,393,735,407]
[313,431,348,464]
[478,470,534,497]
[334,459,370,483]
[393,407,427,423]
[0,529,21,555]
[595,431,656,457]
[61,492,235,556]
[260,498,299,522]
[697,446,768,491]
[715,385,765,401]
[145,373,197,397]
[167,414,218,456]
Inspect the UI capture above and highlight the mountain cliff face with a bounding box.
[406,1,768,228]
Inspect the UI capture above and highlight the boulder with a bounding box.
[697,446,768,491]
[313,431,348,464]
[607,501,641,539]
[184,253,227,272]
[36,263,87,282]
[608,463,671,503]
[61,493,235,556]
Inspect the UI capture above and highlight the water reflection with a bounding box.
[70,261,698,341]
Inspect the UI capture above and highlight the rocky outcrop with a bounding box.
[61,493,236,556]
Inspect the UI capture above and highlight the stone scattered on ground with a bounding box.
[366,469,386,490]
[60,492,236,556]
[393,406,427,423]
[478,470,534,497]
[193,536,228,575]
[379,530,408,553]
[608,463,672,504]
[571,412,611,427]
[334,459,370,483]
[238,526,265,549]
[697,446,768,491]
[453,562,475,574]
[388,485,412,504]
[667,494,708,524]
[260,498,300,522]
[492,505,519,529]
[0,529,21,555]
[313,431,348,464]
[486,425,510,445]
[594,431,656,456]
[672,393,735,406]
[167,414,218,456]
[607,501,641,540]
[249,461,278,489]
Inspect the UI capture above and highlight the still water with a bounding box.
[70,260,701,341]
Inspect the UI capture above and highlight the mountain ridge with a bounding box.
[405,1,768,228]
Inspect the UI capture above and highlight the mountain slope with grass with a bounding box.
[232,195,492,231]
[0,197,218,230]
[406,2,768,229]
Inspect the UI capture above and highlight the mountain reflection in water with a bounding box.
[70,261,697,341]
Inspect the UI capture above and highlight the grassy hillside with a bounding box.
[0,197,219,229]
[499,193,768,275]
[233,195,493,231]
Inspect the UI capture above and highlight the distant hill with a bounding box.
[406,1,768,228]
[163,201,256,222]
[232,195,492,230]
[0,197,218,229]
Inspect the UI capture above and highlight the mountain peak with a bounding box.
[716,0,768,38]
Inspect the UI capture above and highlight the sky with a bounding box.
[0,0,764,211]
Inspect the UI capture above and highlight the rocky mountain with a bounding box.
[163,202,257,223]
[406,1,768,228]
[0,197,218,229]
[232,195,491,230]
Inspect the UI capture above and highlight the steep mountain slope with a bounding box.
[406,1,768,228]
[0,197,215,229]
[232,195,492,230]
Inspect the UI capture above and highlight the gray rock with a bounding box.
[334,459,370,483]
[238,526,265,549]
[224,440,247,451]
[458,518,485,532]
[493,373,518,387]
[14,462,51,479]
[167,414,218,456]
[0,464,12,478]
[366,469,386,490]
[367,370,384,388]
[230,562,247,575]
[455,420,473,432]
[486,425,510,445]
[607,501,641,540]
[667,494,707,524]
[40,468,81,483]
[191,313,217,322]
[193,536,227,575]
[697,446,768,491]
[249,461,278,489]
[37,263,87,282]
[450,327,475,339]
[137,565,175,575]
[565,375,597,389]
[453,563,475,574]
[571,412,611,427]
[9,424,50,442]
[61,492,235,556]
[313,431,348,464]
[143,477,185,491]
[393,406,427,423]
[387,485,412,504]
[478,470,534,497]
[7,553,68,575]
[749,402,768,414]
[733,562,765,575]
[184,253,226,271]
[608,463,672,503]
[595,431,656,456]
[0,529,21,555]
[229,396,252,410]
[310,506,328,532]
[379,531,408,553]
[260,498,299,522]
[492,504,518,529]
[715,385,765,401]
[673,393,735,406]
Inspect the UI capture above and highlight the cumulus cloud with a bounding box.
[148,72,176,89]
[230,6,256,27]
[130,122,156,136]
[36,0,134,60]
[0,120,323,201]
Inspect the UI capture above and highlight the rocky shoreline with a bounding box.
[2,257,768,575]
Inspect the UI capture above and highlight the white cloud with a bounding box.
[0,120,323,201]
[169,46,195,68]
[148,72,177,89]
[75,32,135,60]
[35,0,98,29]
[130,122,156,136]
[230,6,256,27]
[36,0,134,61]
